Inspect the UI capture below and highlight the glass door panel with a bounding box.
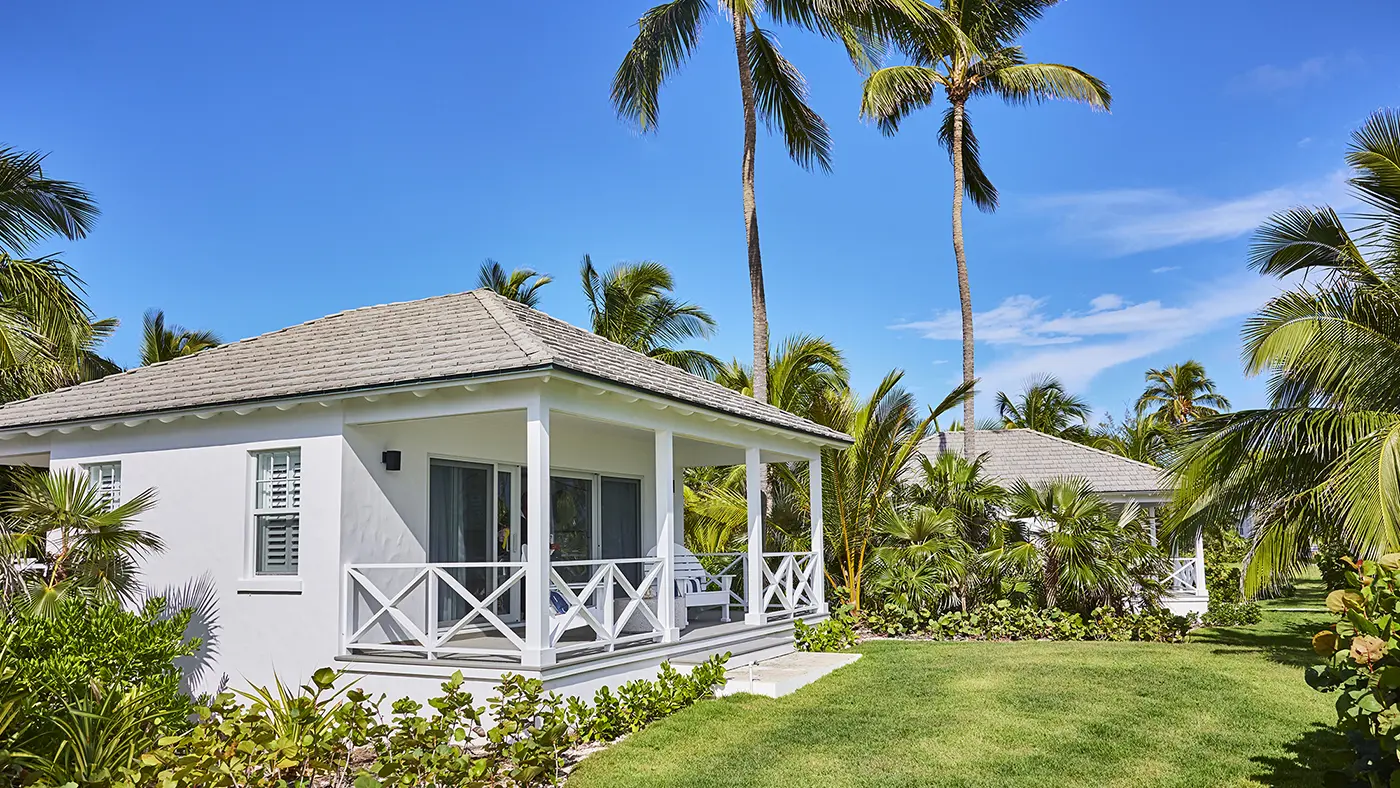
[551,476,593,585]
[428,459,492,622]
[601,477,642,586]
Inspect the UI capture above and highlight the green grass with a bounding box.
[569,579,1345,787]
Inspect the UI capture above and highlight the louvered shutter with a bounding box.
[254,450,301,575]
[86,463,121,510]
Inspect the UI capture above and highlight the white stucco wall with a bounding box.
[47,406,346,695]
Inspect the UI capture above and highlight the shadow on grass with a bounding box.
[1191,619,1326,668]
[1249,723,1352,787]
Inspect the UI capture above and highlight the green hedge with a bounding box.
[859,601,1196,643]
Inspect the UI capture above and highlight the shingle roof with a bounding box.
[0,290,851,443]
[918,429,1166,495]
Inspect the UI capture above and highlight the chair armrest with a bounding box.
[716,575,733,590]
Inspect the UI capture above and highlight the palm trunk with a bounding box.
[950,99,975,457]
[731,11,778,527]
[731,10,769,407]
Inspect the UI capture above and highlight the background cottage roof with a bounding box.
[0,289,851,443]
[919,429,1166,495]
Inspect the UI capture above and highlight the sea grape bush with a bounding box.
[859,599,1195,643]
[794,612,857,652]
[1307,554,1400,785]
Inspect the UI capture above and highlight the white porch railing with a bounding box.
[693,552,747,609]
[548,558,666,654]
[344,562,528,660]
[761,551,820,619]
[1166,557,1199,594]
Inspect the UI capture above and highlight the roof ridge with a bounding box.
[471,290,551,362]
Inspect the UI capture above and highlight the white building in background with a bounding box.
[0,290,849,701]
[918,430,1210,615]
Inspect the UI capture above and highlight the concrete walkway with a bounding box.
[719,651,862,698]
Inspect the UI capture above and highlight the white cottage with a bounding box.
[0,290,850,700]
[919,429,1209,615]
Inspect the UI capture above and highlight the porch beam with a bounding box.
[654,430,680,642]
[810,451,827,616]
[523,395,555,668]
[744,446,765,626]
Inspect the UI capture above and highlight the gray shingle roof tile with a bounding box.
[919,429,1166,494]
[0,290,851,444]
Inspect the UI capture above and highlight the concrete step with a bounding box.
[673,634,796,669]
[720,651,862,698]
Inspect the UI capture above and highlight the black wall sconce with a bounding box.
[381,450,401,471]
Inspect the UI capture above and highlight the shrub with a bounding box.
[794,613,857,652]
[859,600,1195,643]
[1202,600,1263,627]
[1205,528,1248,604]
[1316,542,1354,592]
[568,655,727,743]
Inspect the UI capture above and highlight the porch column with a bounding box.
[1194,526,1207,596]
[809,452,827,615]
[744,446,765,626]
[523,397,555,668]
[654,430,680,642]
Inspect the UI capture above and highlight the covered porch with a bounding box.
[336,378,835,671]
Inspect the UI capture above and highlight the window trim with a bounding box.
[242,447,303,591]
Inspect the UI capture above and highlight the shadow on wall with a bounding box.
[147,573,226,697]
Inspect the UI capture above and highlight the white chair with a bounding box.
[648,545,736,624]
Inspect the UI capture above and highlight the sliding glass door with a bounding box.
[428,459,493,622]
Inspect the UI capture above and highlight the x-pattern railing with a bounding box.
[1166,557,1199,593]
[693,552,747,607]
[761,552,819,618]
[549,558,665,654]
[345,562,527,659]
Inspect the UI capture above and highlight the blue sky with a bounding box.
[10,1,1400,421]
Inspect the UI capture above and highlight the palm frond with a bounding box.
[748,27,833,172]
[612,0,711,132]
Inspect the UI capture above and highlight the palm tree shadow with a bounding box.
[1191,620,1325,668]
[146,573,226,698]
[1249,723,1352,787]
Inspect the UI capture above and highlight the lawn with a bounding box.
[569,579,1345,788]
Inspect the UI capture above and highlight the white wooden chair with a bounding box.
[648,545,735,624]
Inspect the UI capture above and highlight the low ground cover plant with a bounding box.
[858,599,1195,643]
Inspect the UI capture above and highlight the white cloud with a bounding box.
[1151,266,1180,274]
[1298,137,1314,147]
[1031,171,1349,255]
[891,275,1287,394]
[1229,57,1329,94]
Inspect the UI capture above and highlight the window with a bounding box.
[85,462,121,509]
[253,449,301,575]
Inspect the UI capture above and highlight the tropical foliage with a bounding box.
[581,255,721,377]
[1169,109,1400,594]
[995,375,1091,440]
[0,146,98,256]
[859,0,1110,453]
[139,309,220,366]
[1136,360,1230,425]
[477,259,552,307]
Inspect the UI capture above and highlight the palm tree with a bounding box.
[581,255,721,378]
[860,1,1111,456]
[0,146,98,256]
[613,1,897,406]
[1089,413,1172,466]
[475,259,551,308]
[1170,110,1400,594]
[714,333,848,419]
[0,254,117,403]
[1136,360,1230,425]
[1006,477,1164,610]
[904,450,1006,544]
[140,309,221,367]
[996,375,1091,440]
[2,469,159,617]
[869,504,969,611]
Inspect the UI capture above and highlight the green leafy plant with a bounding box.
[1306,554,1400,786]
[1202,601,1263,628]
[795,614,857,652]
[860,600,1195,643]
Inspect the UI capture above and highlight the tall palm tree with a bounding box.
[140,309,221,367]
[1136,360,1230,425]
[581,255,721,378]
[714,333,848,419]
[475,259,551,308]
[0,146,98,256]
[860,0,1111,456]
[1170,110,1400,595]
[1006,477,1164,610]
[996,375,1091,440]
[613,1,900,406]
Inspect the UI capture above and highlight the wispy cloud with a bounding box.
[891,275,1286,394]
[1229,56,1330,94]
[1151,266,1180,274]
[1030,171,1348,256]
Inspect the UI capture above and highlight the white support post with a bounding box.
[809,452,827,615]
[523,397,555,668]
[654,430,680,642]
[745,446,765,626]
[1194,526,1207,596]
